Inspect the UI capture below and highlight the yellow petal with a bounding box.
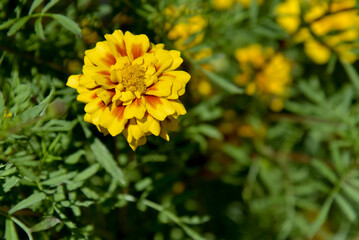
[84,98,105,113]
[168,99,186,117]
[154,49,173,75]
[124,31,150,61]
[84,113,93,123]
[83,65,111,78]
[99,106,113,129]
[79,75,98,89]
[304,40,331,64]
[124,96,146,119]
[105,30,127,58]
[138,114,161,136]
[159,127,170,141]
[159,71,191,99]
[77,89,97,103]
[168,50,183,71]
[93,75,116,89]
[85,41,116,68]
[124,128,147,151]
[128,118,145,140]
[120,91,136,105]
[107,105,128,136]
[144,96,175,121]
[67,74,82,89]
[91,105,106,125]
[96,88,115,105]
[146,80,172,97]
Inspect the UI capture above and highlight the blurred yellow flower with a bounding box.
[276,0,359,64]
[212,0,235,10]
[167,15,207,51]
[275,0,300,34]
[190,48,215,98]
[235,44,292,111]
[67,30,191,150]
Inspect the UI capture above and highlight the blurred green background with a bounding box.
[1,0,359,239]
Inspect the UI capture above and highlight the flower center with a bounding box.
[120,64,146,94]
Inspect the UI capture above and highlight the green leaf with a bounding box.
[0,18,18,30]
[48,14,81,36]
[335,194,357,222]
[308,192,335,238]
[249,0,259,24]
[81,187,99,200]
[21,84,54,121]
[34,17,45,39]
[90,138,127,186]
[3,176,19,192]
[41,171,77,186]
[41,0,60,13]
[73,163,100,182]
[222,144,250,165]
[135,177,153,191]
[141,154,167,163]
[8,192,46,214]
[65,150,86,164]
[5,219,19,240]
[7,16,30,36]
[196,124,223,140]
[341,183,359,203]
[342,61,359,91]
[0,91,4,126]
[143,199,205,240]
[28,0,44,15]
[311,159,337,184]
[30,217,61,232]
[0,167,17,177]
[201,68,243,94]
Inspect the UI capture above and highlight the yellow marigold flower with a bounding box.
[212,0,235,10]
[235,44,292,110]
[276,0,359,63]
[167,15,207,51]
[275,0,301,34]
[67,30,191,150]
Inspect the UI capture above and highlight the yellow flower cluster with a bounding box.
[276,0,359,64]
[235,44,292,111]
[190,48,215,98]
[67,30,191,150]
[167,15,207,51]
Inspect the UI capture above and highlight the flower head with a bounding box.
[166,15,207,51]
[235,44,292,111]
[276,0,359,64]
[67,30,191,150]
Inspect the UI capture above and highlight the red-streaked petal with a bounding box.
[123,96,146,119]
[144,96,175,121]
[145,79,172,97]
[105,30,127,58]
[124,31,150,61]
[107,105,127,136]
[85,41,116,68]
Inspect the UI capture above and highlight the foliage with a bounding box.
[1,0,359,239]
